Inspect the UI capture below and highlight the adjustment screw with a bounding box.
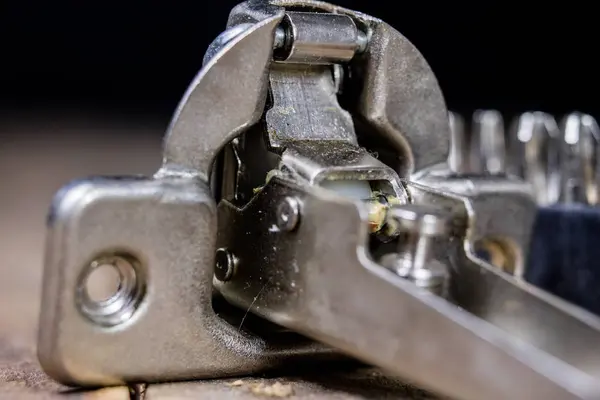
[215,248,238,282]
[276,196,301,232]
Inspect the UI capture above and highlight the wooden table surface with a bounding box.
[0,114,437,399]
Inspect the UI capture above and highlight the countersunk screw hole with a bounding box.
[85,262,121,303]
[76,254,146,327]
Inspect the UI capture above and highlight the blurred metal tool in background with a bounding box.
[37,2,600,400]
[449,109,600,206]
[508,112,561,205]
[470,109,506,175]
[448,109,508,176]
[559,113,600,205]
[448,111,469,174]
[449,109,600,316]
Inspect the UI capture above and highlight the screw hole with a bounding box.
[84,262,122,303]
[76,254,146,327]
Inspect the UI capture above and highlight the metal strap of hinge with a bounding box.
[257,12,407,211]
[216,11,408,227]
[265,12,366,151]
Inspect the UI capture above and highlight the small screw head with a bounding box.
[215,248,238,282]
[276,196,301,232]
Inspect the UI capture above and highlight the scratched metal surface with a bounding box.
[0,114,438,399]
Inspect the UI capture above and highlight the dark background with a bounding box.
[1,1,598,123]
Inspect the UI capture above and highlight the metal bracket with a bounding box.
[38,11,338,387]
[215,174,600,400]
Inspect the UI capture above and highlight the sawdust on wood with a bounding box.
[226,379,294,397]
[249,382,294,397]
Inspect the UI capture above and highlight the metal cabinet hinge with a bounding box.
[38,2,600,400]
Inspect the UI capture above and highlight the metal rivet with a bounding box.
[380,204,450,295]
[356,31,369,53]
[273,26,287,49]
[215,248,238,282]
[276,196,301,232]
